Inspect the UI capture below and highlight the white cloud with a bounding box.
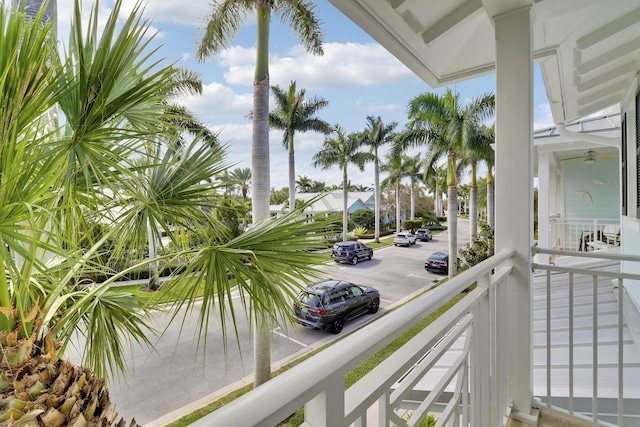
[120,0,211,28]
[179,82,253,120]
[219,42,419,90]
[534,102,554,129]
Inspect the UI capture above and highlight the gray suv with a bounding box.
[331,241,373,265]
[293,280,380,333]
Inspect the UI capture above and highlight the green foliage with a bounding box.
[458,221,495,272]
[421,211,440,226]
[401,219,422,232]
[353,226,367,238]
[351,209,376,230]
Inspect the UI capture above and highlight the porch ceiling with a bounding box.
[328,0,640,124]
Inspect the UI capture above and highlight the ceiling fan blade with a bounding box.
[560,156,584,161]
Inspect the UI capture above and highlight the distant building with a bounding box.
[14,0,57,33]
[270,191,374,220]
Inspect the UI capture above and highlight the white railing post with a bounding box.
[304,379,345,427]
[471,274,491,426]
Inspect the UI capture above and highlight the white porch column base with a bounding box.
[493,5,534,416]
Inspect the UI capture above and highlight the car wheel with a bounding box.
[330,316,345,334]
[368,252,373,260]
[368,297,380,314]
[351,256,358,265]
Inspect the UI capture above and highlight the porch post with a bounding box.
[493,5,535,418]
[537,152,551,263]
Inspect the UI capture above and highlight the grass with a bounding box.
[166,278,467,427]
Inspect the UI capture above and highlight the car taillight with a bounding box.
[310,308,326,315]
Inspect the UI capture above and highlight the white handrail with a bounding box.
[191,249,516,427]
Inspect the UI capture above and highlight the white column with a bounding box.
[537,152,551,263]
[493,5,534,416]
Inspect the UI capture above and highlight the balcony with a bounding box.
[190,248,640,426]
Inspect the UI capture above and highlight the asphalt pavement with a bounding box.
[68,218,470,426]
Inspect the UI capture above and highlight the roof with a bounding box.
[328,0,640,124]
[272,190,374,214]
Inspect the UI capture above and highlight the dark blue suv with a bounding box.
[331,241,373,265]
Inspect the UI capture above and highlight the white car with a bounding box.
[394,232,417,247]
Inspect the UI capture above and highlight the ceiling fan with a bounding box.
[560,149,617,164]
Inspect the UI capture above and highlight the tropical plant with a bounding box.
[312,126,374,242]
[0,1,185,424]
[360,116,397,243]
[198,0,325,386]
[402,153,425,220]
[381,152,412,232]
[296,175,313,192]
[222,167,252,200]
[464,123,495,238]
[270,82,331,210]
[407,89,494,277]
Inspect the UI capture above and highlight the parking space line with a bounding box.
[272,328,307,348]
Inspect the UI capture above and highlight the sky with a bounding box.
[54,0,555,191]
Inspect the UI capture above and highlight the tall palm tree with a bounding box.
[408,89,494,277]
[381,152,411,232]
[361,116,397,243]
[312,126,374,241]
[402,153,424,220]
[198,1,324,386]
[270,82,331,210]
[466,124,496,238]
[423,162,447,217]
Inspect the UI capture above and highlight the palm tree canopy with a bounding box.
[197,0,324,60]
[270,81,331,149]
[312,126,374,173]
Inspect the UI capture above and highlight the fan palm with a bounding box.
[312,126,374,241]
[198,0,324,386]
[407,89,494,277]
[270,82,331,210]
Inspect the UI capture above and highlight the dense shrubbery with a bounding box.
[401,219,422,232]
[352,209,376,230]
[458,221,494,272]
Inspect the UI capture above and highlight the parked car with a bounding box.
[331,241,373,265]
[425,252,450,274]
[415,228,432,242]
[394,232,417,246]
[293,279,380,334]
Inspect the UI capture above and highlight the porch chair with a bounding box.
[602,224,620,246]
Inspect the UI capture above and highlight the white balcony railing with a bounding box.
[532,248,640,426]
[191,249,517,427]
[189,247,640,427]
[548,218,619,251]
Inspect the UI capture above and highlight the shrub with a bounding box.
[458,221,494,272]
[421,211,440,226]
[401,219,422,232]
[351,209,376,230]
[353,226,368,238]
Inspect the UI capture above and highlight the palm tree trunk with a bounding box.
[374,158,381,243]
[147,217,160,291]
[288,135,295,212]
[342,168,349,241]
[447,185,458,278]
[410,182,416,219]
[470,185,478,239]
[252,4,272,388]
[395,178,401,232]
[487,181,495,227]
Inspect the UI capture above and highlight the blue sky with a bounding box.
[56,0,554,190]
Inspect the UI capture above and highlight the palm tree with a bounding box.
[270,82,331,210]
[408,89,494,277]
[423,162,447,217]
[310,180,328,192]
[402,153,424,220]
[381,152,411,232]
[296,175,313,192]
[198,1,324,386]
[312,126,374,241]
[226,167,252,201]
[0,1,194,423]
[466,124,496,238]
[361,116,398,243]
